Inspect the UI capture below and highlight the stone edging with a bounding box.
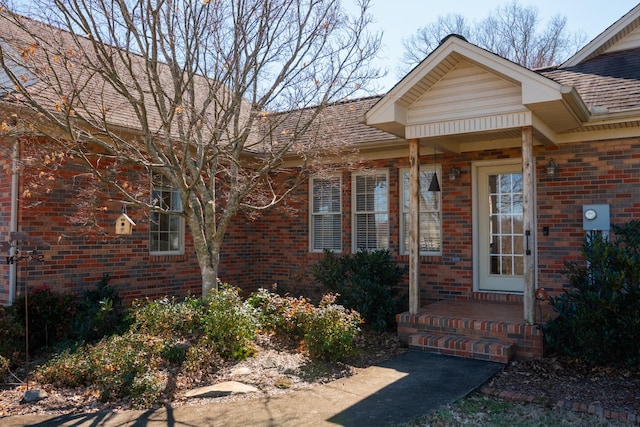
[481,387,639,425]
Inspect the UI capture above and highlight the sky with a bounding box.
[364,0,639,92]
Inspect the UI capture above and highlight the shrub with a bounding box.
[0,304,23,362]
[247,288,309,338]
[129,295,204,339]
[71,274,127,342]
[543,220,640,366]
[129,370,169,408]
[0,354,9,379]
[312,249,406,333]
[302,294,362,361]
[12,285,78,352]
[200,284,259,360]
[2,276,126,360]
[36,331,168,406]
[249,289,362,361]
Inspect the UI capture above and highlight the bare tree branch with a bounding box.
[0,0,382,296]
[400,1,586,74]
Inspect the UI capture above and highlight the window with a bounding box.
[150,174,184,254]
[353,171,389,251]
[400,166,442,255]
[310,175,342,252]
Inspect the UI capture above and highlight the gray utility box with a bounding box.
[582,204,610,231]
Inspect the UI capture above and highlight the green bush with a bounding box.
[129,295,204,339]
[247,288,310,338]
[201,285,259,360]
[312,249,406,333]
[1,276,126,364]
[36,331,168,406]
[0,354,9,378]
[33,283,363,407]
[543,220,640,366]
[12,285,78,352]
[249,289,362,361]
[302,294,362,361]
[0,304,23,362]
[71,274,127,342]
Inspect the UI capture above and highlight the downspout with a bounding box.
[8,137,19,305]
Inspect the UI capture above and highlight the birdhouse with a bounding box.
[115,213,136,235]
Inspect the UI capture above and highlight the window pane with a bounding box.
[311,177,341,251]
[486,172,523,277]
[354,173,388,251]
[401,167,441,254]
[150,174,183,254]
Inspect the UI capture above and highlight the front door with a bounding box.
[477,164,524,293]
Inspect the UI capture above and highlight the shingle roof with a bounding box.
[253,95,398,156]
[540,47,640,113]
[0,11,251,141]
[313,96,396,145]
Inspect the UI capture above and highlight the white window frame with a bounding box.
[149,174,184,255]
[399,165,442,256]
[309,175,342,253]
[352,170,389,252]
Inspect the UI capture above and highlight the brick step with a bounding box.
[409,332,515,363]
[400,313,539,343]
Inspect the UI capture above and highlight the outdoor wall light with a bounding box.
[448,166,460,184]
[546,158,558,180]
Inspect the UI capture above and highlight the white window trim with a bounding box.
[399,165,442,256]
[352,170,390,253]
[149,175,185,256]
[309,174,342,253]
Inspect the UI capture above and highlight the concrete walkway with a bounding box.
[1,351,503,427]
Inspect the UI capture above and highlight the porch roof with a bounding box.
[365,4,640,152]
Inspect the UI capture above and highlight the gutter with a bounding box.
[8,137,18,305]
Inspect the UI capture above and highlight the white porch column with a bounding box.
[408,138,420,315]
[522,127,536,324]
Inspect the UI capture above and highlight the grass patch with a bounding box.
[412,394,628,427]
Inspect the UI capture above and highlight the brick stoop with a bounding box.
[397,300,546,362]
[409,332,515,363]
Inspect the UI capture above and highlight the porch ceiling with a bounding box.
[419,127,554,154]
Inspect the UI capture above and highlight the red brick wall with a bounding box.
[536,137,640,298]
[8,162,203,304]
[220,137,640,308]
[4,136,640,308]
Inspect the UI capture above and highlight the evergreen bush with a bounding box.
[71,273,127,342]
[12,285,77,352]
[311,249,406,333]
[543,220,640,366]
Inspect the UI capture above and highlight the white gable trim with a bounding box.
[366,35,574,141]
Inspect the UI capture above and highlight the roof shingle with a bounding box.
[541,48,640,113]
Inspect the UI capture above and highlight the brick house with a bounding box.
[2,5,640,361]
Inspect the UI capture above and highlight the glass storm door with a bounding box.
[477,164,524,293]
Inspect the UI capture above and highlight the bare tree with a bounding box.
[400,1,585,74]
[0,0,382,296]
[400,14,471,70]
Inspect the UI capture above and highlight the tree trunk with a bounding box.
[200,251,219,298]
[186,211,222,298]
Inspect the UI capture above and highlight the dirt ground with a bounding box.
[1,331,638,421]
